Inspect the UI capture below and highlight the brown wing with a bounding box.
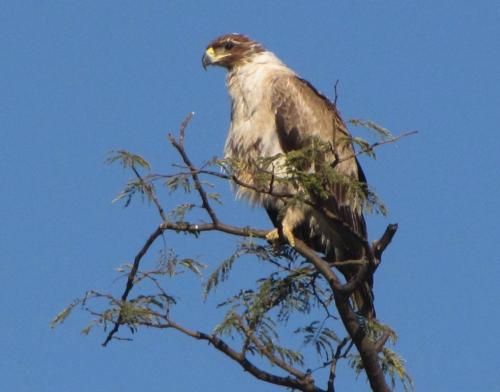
[270,75,375,318]
[270,75,367,248]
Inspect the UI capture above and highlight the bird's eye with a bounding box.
[224,41,234,50]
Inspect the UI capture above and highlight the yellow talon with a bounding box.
[266,228,280,242]
[265,226,295,247]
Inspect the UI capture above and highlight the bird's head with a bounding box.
[202,33,265,70]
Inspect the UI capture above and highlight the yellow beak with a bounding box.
[202,47,216,70]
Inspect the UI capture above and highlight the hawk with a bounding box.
[202,33,375,318]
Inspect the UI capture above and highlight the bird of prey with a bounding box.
[202,33,375,318]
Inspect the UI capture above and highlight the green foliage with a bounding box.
[380,347,414,392]
[107,151,155,207]
[168,203,195,222]
[261,328,305,367]
[50,299,80,329]
[107,150,151,170]
[111,177,153,207]
[165,173,191,194]
[205,242,348,372]
[213,309,240,337]
[205,240,297,299]
[222,135,388,217]
[205,250,241,298]
[349,119,393,140]
[295,321,341,361]
[154,248,206,277]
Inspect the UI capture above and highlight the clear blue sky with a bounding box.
[2,1,499,391]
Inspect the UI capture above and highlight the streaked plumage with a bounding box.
[203,34,375,318]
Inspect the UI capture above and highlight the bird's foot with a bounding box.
[265,226,295,247]
[265,228,280,243]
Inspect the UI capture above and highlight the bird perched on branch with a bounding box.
[202,33,375,318]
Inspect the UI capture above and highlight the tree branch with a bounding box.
[97,117,407,390]
[102,224,165,346]
[339,129,418,165]
[372,223,398,267]
[103,216,395,392]
[144,317,323,392]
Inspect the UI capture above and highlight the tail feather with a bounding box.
[333,248,376,319]
[352,280,376,319]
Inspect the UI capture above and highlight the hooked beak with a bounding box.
[202,47,216,70]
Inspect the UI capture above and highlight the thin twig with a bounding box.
[339,130,418,165]
[178,111,194,146]
[168,127,219,224]
[310,275,335,319]
[333,79,340,106]
[131,166,167,222]
[327,337,350,392]
[102,224,164,346]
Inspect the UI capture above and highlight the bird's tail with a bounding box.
[351,279,376,319]
[330,248,376,319]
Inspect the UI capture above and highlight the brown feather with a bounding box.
[270,75,375,318]
[271,76,367,240]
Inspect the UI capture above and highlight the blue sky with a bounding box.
[2,1,499,391]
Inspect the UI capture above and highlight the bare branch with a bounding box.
[337,130,418,165]
[333,79,340,106]
[102,224,164,346]
[131,166,167,222]
[310,275,336,320]
[178,111,194,146]
[168,116,219,224]
[372,223,398,267]
[161,221,269,238]
[327,337,350,392]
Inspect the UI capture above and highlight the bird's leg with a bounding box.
[265,208,301,247]
[282,224,296,247]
